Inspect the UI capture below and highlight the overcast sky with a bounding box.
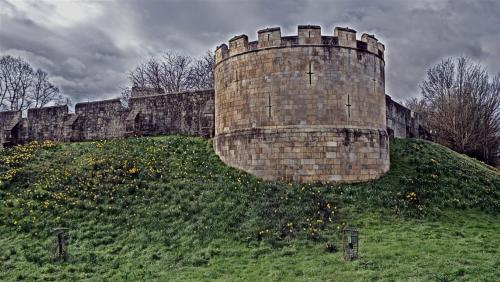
[1,0,499,103]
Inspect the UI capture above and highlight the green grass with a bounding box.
[0,137,498,281]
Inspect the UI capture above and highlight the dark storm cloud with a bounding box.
[1,0,499,104]
[0,0,133,102]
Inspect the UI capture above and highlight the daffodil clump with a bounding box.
[0,140,57,182]
[0,136,498,280]
[0,136,344,243]
[341,139,499,217]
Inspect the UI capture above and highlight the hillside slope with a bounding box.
[0,137,498,281]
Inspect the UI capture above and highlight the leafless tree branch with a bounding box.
[0,55,66,111]
[126,50,214,95]
[409,56,500,165]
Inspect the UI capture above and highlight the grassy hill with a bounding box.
[0,136,498,281]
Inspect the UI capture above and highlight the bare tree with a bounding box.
[0,55,66,111]
[31,69,63,108]
[0,55,34,110]
[118,86,132,106]
[418,57,500,164]
[126,50,214,95]
[128,63,148,88]
[145,58,163,90]
[189,50,215,90]
[160,51,193,92]
[404,97,427,114]
[0,57,9,108]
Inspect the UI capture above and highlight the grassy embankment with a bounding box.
[0,136,498,281]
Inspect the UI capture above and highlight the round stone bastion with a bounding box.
[213,25,389,183]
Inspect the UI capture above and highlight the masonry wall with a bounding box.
[27,105,69,142]
[214,25,389,183]
[10,118,28,145]
[0,111,22,146]
[131,86,165,97]
[73,99,126,141]
[127,90,214,138]
[0,90,421,157]
[216,128,388,182]
[0,89,215,146]
[385,95,425,139]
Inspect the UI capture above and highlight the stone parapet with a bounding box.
[215,25,384,65]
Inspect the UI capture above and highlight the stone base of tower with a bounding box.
[214,126,390,183]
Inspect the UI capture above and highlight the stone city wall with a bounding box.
[73,99,127,141]
[27,105,70,142]
[0,110,22,146]
[126,90,214,137]
[0,88,214,147]
[385,95,427,139]
[0,87,421,151]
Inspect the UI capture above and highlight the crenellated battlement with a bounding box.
[214,24,389,183]
[215,25,385,64]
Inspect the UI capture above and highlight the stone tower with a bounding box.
[214,25,389,183]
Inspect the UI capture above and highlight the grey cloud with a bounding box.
[0,0,134,101]
[1,0,499,103]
